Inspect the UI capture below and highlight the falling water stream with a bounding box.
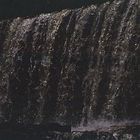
[0,0,139,139]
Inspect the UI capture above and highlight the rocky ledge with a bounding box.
[72,125,140,140]
[0,123,140,140]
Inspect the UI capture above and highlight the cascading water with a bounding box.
[0,0,139,139]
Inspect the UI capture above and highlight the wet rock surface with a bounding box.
[0,0,140,139]
[0,123,140,140]
[72,125,140,140]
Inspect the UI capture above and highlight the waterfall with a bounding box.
[0,0,139,127]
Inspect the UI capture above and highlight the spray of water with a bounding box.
[72,119,140,132]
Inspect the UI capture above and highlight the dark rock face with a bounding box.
[0,123,71,140]
[0,0,139,130]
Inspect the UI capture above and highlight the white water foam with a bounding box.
[72,119,140,132]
